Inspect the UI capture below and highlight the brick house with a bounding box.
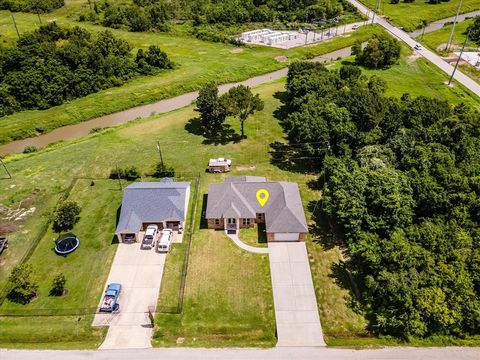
[115,178,190,242]
[205,176,308,242]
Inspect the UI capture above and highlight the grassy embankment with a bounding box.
[359,0,480,32]
[420,18,480,84]
[0,2,380,145]
[0,47,479,348]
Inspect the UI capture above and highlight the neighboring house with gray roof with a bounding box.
[206,176,308,242]
[115,178,190,242]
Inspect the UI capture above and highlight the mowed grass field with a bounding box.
[0,179,120,348]
[0,47,478,347]
[153,230,276,347]
[359,0,480,32]
[419,18,480,84]
[0,2,381,144]
[420,18,477,53]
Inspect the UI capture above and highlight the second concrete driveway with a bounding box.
[92,242,166,349]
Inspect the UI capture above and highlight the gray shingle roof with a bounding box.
[206,177,308,233]
[116,179,190,234]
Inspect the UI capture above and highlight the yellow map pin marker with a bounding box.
[256,189,269,207]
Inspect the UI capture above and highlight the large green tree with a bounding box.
[353,34,401,69]
[223,85,264,139]
[195,82,228,137]
[467,16,480,46]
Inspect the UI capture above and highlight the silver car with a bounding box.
[142,224,158,249]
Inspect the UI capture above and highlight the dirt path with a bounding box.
[0,47,352,157]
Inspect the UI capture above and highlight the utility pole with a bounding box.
[37,12,42,24]
[421,22,427,41]
[11,15,20,38]
[0,158,12,179]
[445,0,463,52]
[449,26,471,86]
[372,0,381,25]
[156,141,164,167]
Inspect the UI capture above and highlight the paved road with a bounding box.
[92,242,166,349]
[347,0,480,97]
[2,346,480,360]
[409,10,480,38]
[268,242,325,347]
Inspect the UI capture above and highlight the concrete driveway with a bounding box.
[268,242,326,347]
[92,241,166,349]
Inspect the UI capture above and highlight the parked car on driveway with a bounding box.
[352,24,360,30]
[157,229,172,253]
[123,234,135,243]
[142,224,158,249]
[100,283,121,312]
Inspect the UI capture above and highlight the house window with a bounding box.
[257,213,264,220]
[215,219,220,225]
[228,218,236,224]
[242,218,251,225]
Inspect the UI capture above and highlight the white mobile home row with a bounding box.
[241,29,298,46]
[241,29,273,42]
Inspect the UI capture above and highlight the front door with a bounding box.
[227,218,237,232]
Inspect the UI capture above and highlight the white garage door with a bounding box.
[274,233,299,241]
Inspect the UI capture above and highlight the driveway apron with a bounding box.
[92,242,166,349]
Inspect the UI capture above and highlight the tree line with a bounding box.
[78,0,355,44]
[0,22,173,118]
[0,0,64,13]
[282,60,480,339]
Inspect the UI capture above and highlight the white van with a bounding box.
[157,229,172,253]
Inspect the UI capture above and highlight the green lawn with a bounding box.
[0,49,478,347]
[420,18,477,54]
[359,0,480,32]
[0,3,382,145]
[0,179,120,348]
[237,224,268,248]
[419,18,480,84]
[153,230,275,347]
[334,45,479,107]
